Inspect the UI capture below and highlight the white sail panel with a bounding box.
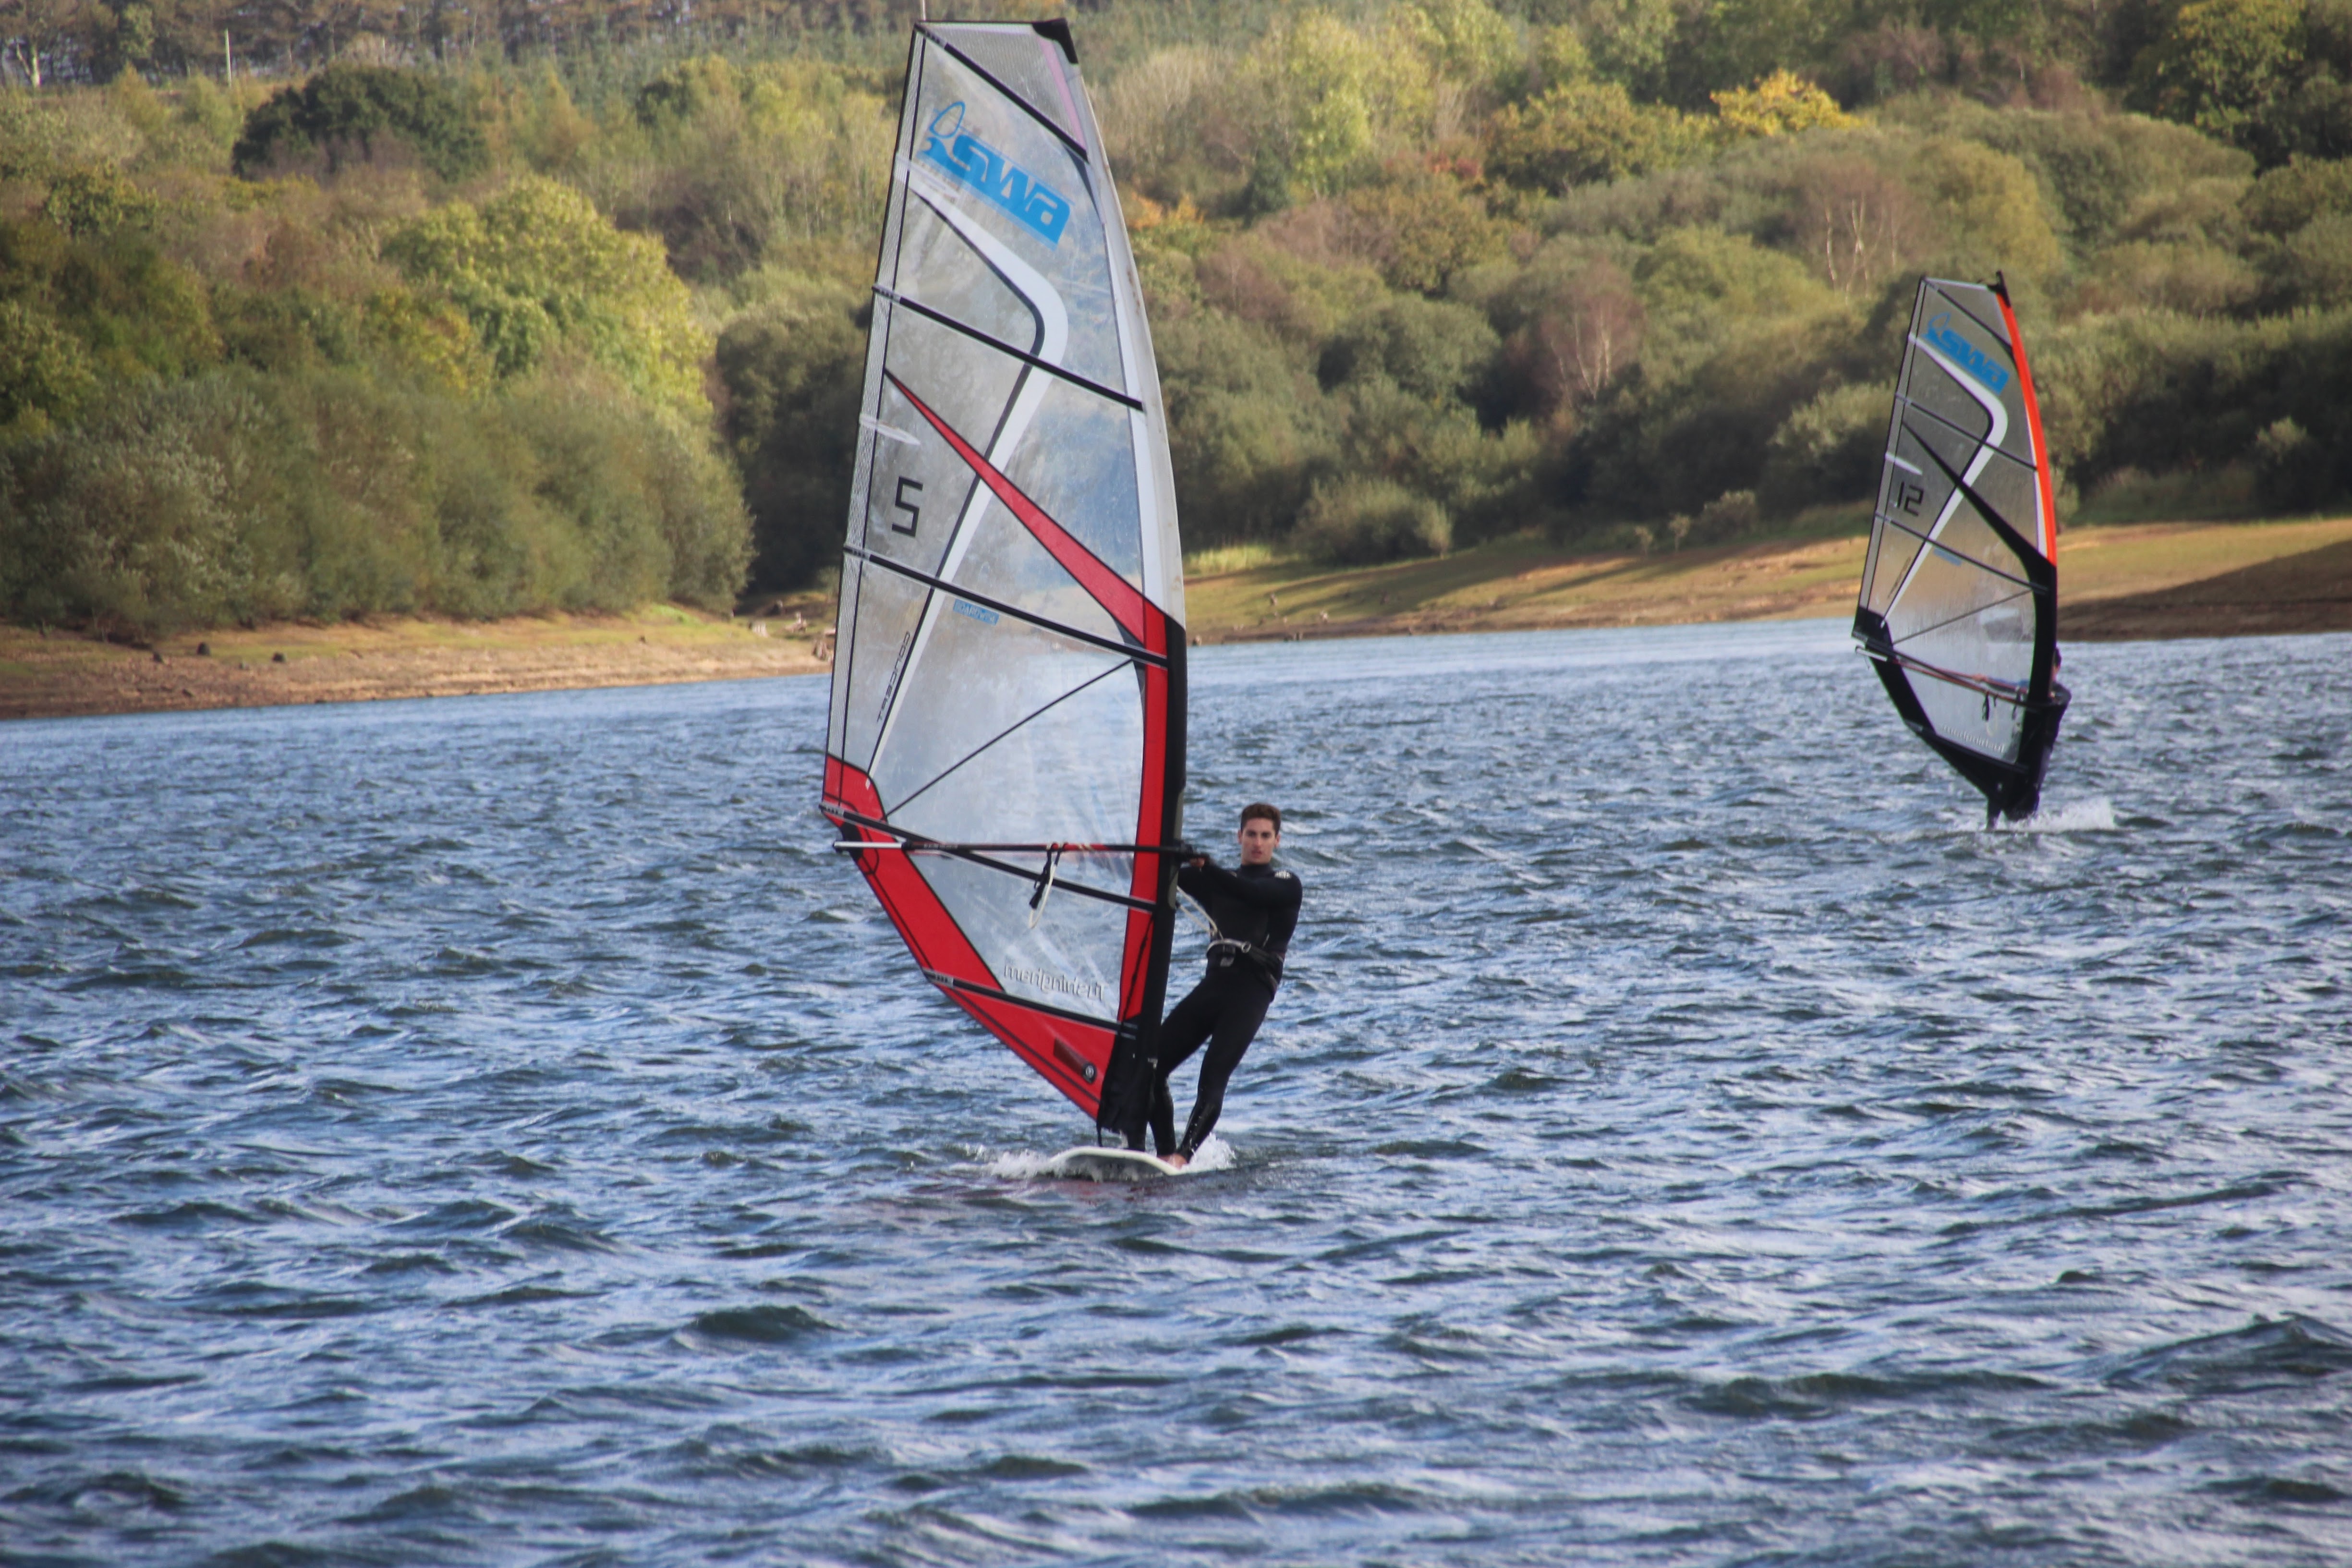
[823,21,1186,1125]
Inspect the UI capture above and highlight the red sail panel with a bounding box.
[1995,286,2059,563]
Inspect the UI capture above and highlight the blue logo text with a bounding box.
[921,102,1072,247]
[1923,311,2011,394]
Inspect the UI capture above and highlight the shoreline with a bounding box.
[5,518,2349,723]
[1181,517,2352,647]
[0,603,835,723]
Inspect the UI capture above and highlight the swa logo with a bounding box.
[1923,311,2012,395]
[921,102,1072,247]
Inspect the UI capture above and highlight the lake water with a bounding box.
[5,621,2349,1567]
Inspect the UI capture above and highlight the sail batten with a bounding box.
[1857,275,2070,823]
[915,25,1092,160]
[824,21,1185,1129]
[844,547,1166,665]
[873,289,1147,410]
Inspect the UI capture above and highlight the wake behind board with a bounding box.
[1046,1146,1189,1181]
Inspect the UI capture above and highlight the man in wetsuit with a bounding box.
[1147,802,1302,1169]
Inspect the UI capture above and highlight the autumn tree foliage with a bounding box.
[7,0,2352,632]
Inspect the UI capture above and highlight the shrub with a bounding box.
[0,375,267,635]
[1294,475,1451,563]
[1693,488,1760,543]
[1484,81,1704,193]
[2036,306,2352,498]
[494,367,751,612]
[1761,382,1887,513]
[2265,211,2352,307]
[40,166,158,238]
[1712,72,1856,140]
[2239,154,2352,234]
[2253,416,2336,511]
[233,64,489,183]
[2072,239,2260,316]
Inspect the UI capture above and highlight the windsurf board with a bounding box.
[1045,1146,1190,1181]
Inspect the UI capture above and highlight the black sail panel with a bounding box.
[822,22,1186,1129]
[1856,276,2071,822]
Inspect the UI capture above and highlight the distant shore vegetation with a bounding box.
[3,0,2351,636]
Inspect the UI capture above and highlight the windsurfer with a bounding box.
[1145,802,1303,1169]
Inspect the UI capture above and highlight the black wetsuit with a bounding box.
[1145,858,1303,1159]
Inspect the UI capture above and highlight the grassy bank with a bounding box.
[6,517,2349,722]
[1184,517,2352,644]
[0,597,833,721]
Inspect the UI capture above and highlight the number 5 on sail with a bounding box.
[1855,275,2072,826]
[819,20,1188,1139]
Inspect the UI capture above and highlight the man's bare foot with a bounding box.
[1163,1152,1188,1170]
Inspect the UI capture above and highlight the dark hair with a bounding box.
[1240,802,1281,832]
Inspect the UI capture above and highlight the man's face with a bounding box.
[1237,817,1279,865]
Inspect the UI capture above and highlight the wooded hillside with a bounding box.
[4,0,2350,635]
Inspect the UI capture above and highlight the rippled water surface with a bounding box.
[6,622,2351,1566]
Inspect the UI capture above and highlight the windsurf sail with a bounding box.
[1855,274,2070,824]
[821,20,1185,1139]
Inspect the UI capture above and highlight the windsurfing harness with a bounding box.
[820,19,1189,1130]
[1855,274,2071,824]
[1178,859,1301,989]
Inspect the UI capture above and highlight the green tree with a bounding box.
[1340,164,1509,292]
[1485,80,1705,192]
[1914,137,2066,279]
[713,292,864,595]
[39,165,157,238]
[233,64,490,182]
[1155,309,1343,545]
[386,177,709,416]
[1242,9,1403,200]
[2138,0,2306,139]
[1565,0,1680,100]
[0,212,221,387]
[0,298,97,434]
[1320,293,1500,405]
[1399,0,1522,101]
[593,55,894,280]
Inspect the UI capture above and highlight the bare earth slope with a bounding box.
[5,519,2348,721]
[2063,532,2352,641]
[1185,517,2352,645]
[0,604,834,722]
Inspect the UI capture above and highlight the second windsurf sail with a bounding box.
[1855,275,2070,824]
[821,20,1187,1134]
